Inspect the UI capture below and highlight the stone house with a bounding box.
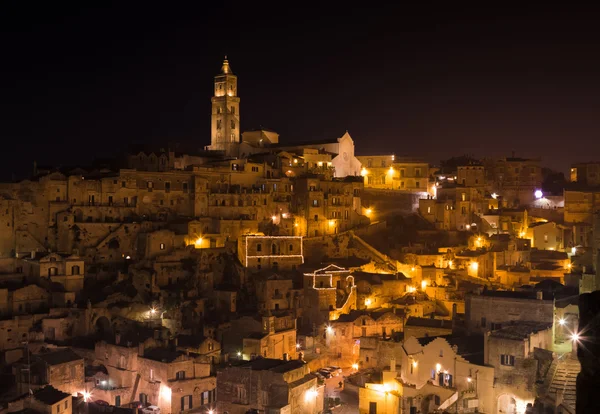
[22,252,84,293]
[526,221,564,251]
[328,310,404,366]
[238,234,304,271]
[254,273,298,313]
[242,315,297,361]
[353,271,409,310]
[398,335,495,413]
[14,348,84,395]
[465,290,554,334]
[175,334,222,365]
[216,358,324,414]
[485,321,553,413]
[27,386,72,414]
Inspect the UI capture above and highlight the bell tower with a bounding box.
[209,57,240,154]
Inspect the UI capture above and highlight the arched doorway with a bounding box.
[497,394,517,414]
[95,316,112,339]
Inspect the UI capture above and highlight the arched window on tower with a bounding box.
[231,120,235,129]
[217,120,222,130]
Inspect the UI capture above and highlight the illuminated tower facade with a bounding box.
[209,57,240,154]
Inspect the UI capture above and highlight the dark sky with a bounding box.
[2,3,600,180]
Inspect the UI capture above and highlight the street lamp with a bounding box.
[558,318,565,326]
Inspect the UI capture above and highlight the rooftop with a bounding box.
[241,358,306,373]
[38,349,83,366]
[476,289,553,301]
[416,335,485,365]
[405,317,452,329]
[33,386,70,405]
[490,321,553,340]
[352,271,409,285]
[143,347,186,363]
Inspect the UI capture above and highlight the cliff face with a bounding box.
[576,290,600,413]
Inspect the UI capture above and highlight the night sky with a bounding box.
[2,3,600,180]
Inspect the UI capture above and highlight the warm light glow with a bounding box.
[519,232,525,238]
[407,286,416,293]
[208,410,214,414]
[305,389,318,401]
[388,166,394,174]
[282,213,288,218]
[491,193,498,199]
[411,267,415,272]
[159,384,172,403]
[571,332,580,342]
[571,247,577,255]
[329,220,335,226]
[567,263,572,270]
[237,351,242,357]
[326,325,333,334]
[558,318,565,326]
[352,363,359,370]
[470,262,479,271]
[150,307,157,315]
[477,237,482,243]
[435,363,442,372]
[293,159,298,164]
[465,224,471,230]
[534,189,543,199]
[125,255,131,260]
[318,162,323,167]
[412,361,418,368]
[272,215,277,221]
[365,208,372,215]
[194,237,203,248]
[467,376,472,383]
[361,168,368,177]
[365,298,372,306]
[383,383,391,392]
[421,280,427,290]
[296,343,301,349]
[448,260,453,268]
[82,391,92,402]
[294,223,299,227]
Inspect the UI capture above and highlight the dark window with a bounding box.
[256,243,262,252]
[183,183,188,193]
[500,354,515,366]
[176,370,186,380]
[481,317,486,328]
[165,182,171,193]
[115,396,120,407]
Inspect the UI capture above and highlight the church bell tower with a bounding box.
[209,57,240,154]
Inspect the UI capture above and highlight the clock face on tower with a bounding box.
[343,152,349,161]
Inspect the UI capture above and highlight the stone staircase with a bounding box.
[546,354,580,413]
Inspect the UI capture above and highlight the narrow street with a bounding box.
[322,368,359,413]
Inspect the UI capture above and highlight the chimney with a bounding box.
[536,291,543,300]
[389,358,396,372]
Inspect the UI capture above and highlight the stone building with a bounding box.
[216,358,324,414]
[238,234,304,271]
[28,386,72,414]
[570,161,600,186]
[302,265,356,329]
[353,271,410,310]
[327,309,404,367]
[484,156,542,207]
[485,321,553,413]
[403,316,453,339]
[465,290,554,334]
[254,273,300,313]
[242,315,297,361]
[22,253,85,293]
[207,58,240,155]
[14,348,84,395]
[525,221,565,251]
[398,335,495,413]
[357,155,429,193]
[91,337,216,414]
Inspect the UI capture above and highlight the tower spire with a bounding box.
[221,56,232,74]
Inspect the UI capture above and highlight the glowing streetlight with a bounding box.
[305,389,318,401]
[296,343,301,349]
[470,262,479,271]
[194,237,203,248]
[534,189,543,199]
[352,363,359,370]
[326,325,333,334]
[208,410,214,414]
[364,298,372,306]
[365,208,372,216]
[571,332,580,342]
[421,280,427,290]
[412,361,418,368]
[465,224,471,230]
[82,391,92,402]
[491,193,498,199]
[150,307,157,315]
[448,260,453,268]
[467,376,472,383]
[435,363,442,372]
[361,168,368,177]
[271,215,277,222]
[558,318,565,326]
